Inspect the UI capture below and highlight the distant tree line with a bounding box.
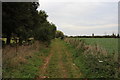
[67,33,120,38]
[2,2,56,45]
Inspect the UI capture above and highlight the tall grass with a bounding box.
[2,41,50,78]
[64,38,119,78]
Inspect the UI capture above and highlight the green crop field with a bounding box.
[77,38,118,54]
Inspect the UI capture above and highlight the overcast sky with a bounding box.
[38,0,118,36]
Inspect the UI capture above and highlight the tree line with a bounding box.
[2,2,57,45]
[67,33,120,38]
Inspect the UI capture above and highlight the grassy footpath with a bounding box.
[38,39,82,78]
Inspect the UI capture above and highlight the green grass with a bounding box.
[78,38,118,54]
[46,51,61,78]
[64,42,84,78]
[3,53,43,78]
[46,39,82,78]
[3,44,50,78]
[46,39,61,78]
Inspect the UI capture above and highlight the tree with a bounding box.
[56,30,64,39]
[92,33,94,37]
[34,10,57,44]
[34,21,56,44]
[2,2,39,45]
[3,2,57,45]
[49,23,57,39]
[2,2,17,44]
[112,33,116,38]
[117,34,120,38]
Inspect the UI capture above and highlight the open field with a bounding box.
[75,38,118,54]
